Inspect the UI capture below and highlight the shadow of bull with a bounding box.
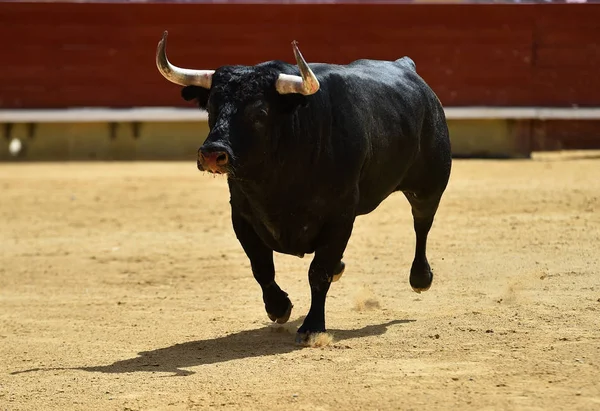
[12,319,413,377]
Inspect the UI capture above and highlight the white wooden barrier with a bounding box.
[1,107,600,123]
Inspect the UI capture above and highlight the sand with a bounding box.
[1,156,599,410]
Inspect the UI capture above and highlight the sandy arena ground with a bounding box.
[1,156,599,410]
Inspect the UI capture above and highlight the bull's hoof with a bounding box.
[332,260,345,282]
[295,330,332,346]
[264,286,293,324]
[410,260,433,293]
[411,283,432,294]
[295,331,317,345]
[267,301,293,324]
[295,331,310,345]
[296,317,325,344]
[295,330,320,345]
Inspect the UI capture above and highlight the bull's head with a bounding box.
[156,31,320,177]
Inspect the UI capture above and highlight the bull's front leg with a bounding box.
[232,211,293,324]
[297,218,354,343]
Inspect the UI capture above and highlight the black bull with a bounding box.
[157,35,452,342]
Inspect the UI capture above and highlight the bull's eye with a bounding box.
[245,101,269,129]
[254,109,269,126]
[254,117,267,129]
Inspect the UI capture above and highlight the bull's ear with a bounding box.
[181,86,210,109]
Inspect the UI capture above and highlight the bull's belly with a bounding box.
[356,184,401,216]
[249,216,319,257]
[355,159,412,215]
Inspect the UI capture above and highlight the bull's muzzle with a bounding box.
[198,147,229,174]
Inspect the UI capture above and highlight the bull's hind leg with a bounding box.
[403,190,444,293]
[232,212,293,323]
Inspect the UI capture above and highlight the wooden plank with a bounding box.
[0,108,208,123]
[534,3,600,47]
[530,3,600,107]
[532,69,600,107]
[3,107,600,123]
[535,46,600,68]
[532,120,600,151]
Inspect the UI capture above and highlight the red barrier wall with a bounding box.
[0,2,599,109]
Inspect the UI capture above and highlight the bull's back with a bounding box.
[312,58,446,214]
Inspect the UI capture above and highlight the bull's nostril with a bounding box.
[216,153,228,165]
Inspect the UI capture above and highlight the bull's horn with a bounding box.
[156,31,214,88]
[275,41,320,96]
